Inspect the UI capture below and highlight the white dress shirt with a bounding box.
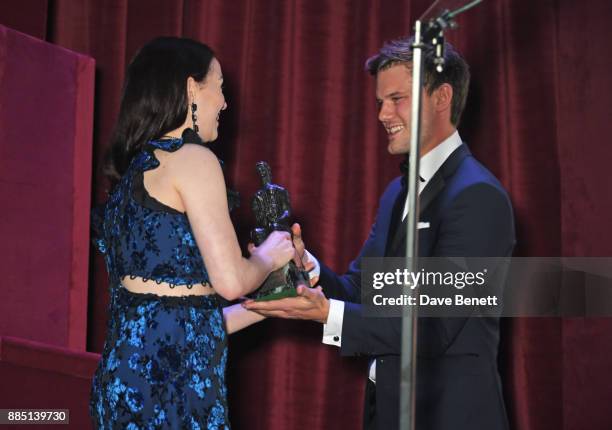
[320,131,463,383]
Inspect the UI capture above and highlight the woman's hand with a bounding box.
[249,230,294,273]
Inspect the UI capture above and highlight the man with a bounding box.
[245,36,515,430]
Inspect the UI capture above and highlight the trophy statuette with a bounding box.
[250,161,310,301]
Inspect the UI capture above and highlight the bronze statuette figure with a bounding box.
[250,161,310,301]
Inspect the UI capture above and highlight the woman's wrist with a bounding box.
[249,251,273,276]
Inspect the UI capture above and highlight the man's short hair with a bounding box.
[365,37,470,126]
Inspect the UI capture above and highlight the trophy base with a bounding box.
[254,286,298,302]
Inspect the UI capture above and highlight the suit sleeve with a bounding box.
[318,179,398,302]
[337,182,515,358]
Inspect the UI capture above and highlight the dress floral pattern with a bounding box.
[90,138,230,429]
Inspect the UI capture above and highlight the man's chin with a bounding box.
[387,141,410,156]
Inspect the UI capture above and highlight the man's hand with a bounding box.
[291,223,319,286]
[291,223,307,262]
[242,285,330,324]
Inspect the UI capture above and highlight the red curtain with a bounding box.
[1,0,611,428]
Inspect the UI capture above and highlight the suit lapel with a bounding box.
[419,171,446,216]
[375,179,402,257]
[386,144,471,256]
[386,174,444,256]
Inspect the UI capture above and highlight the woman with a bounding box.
[90,37,294,429]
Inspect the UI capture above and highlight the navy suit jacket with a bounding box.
[319,144,515,430]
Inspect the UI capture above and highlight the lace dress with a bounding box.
[90,137,230,429]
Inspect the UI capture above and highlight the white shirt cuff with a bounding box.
[322,299,344,347]
[304,249,321,280]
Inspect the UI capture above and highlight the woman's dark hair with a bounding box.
[105,37,215,182]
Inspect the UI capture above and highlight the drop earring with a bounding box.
[191,102,199,133]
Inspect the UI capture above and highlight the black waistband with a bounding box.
[116,285,220,309]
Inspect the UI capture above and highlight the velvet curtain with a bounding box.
[1,0,611,428]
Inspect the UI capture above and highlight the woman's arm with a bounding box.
[171,144,294,300]
[223,303,266,334]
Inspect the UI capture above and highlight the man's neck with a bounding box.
[419,127,457,158]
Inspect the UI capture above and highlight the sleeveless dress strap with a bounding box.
[137,129,240,211]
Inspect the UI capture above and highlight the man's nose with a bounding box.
[378,101,392,122]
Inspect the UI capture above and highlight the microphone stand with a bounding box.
[400,1,483,429]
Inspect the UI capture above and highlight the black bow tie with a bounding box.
[400,158,425,189]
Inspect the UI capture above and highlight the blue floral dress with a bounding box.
[90,137,230,429]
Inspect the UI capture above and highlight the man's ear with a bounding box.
[434,83,453,113]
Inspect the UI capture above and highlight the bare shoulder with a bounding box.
[166,143,223,183]
[168,143,229,220]
[170,143,220,167]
